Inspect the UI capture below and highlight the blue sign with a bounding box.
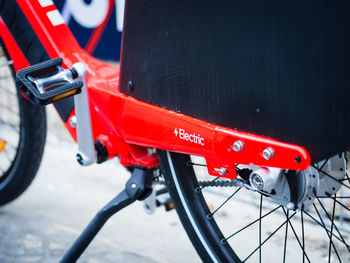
[53,0,124,61]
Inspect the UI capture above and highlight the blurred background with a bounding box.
[53,0,124,62]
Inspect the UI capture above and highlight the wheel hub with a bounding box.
[247,153,347,210]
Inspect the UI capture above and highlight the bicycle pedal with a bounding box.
[156,194,174,212]
[16,58,82,106]
[144,188,174,213]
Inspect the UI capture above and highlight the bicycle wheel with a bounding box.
[158,150,350,262]
[0,43,46,205]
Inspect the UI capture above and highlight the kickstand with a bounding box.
[59,168,153,263]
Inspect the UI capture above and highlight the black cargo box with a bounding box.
[119,0,350,162]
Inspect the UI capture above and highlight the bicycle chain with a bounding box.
[153,179,237,187]
[154,167,248,188]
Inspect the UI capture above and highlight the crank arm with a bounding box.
[16,58,96,166]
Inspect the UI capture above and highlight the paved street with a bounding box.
[0,107,200,263]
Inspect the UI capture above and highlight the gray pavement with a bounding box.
[0,107,200,263]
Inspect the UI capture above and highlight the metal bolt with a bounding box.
[128,80,134,92]
[131,183,137,189]
[69,116,77,128]
[263,147,274,160]
[233,140,244,152]
[214,168,227,176]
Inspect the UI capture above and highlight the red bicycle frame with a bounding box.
[0,0,311,179]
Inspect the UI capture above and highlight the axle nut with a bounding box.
[249,167,282,192]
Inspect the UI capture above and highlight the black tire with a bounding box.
[0,44,46,205]
[159,150,350,263]
[159,151,239,263]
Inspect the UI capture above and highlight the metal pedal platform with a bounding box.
[16,57,82,106]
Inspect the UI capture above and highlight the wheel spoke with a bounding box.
[225,205,281,241]
[301,207,305,263]
[282,209,289,263]
[312,164,350,191]
[325,194,350,213]
[339,173,350,184]
[328,195,337,263]
[345,173,350,185]
[315,196,350,253]
[282,207,311,263]
[318,158,329,171]
[312,204,342,262]
[209,187,241,218]
[259,195,262,263]
[303,210,349,248]
[243,211,297,262]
